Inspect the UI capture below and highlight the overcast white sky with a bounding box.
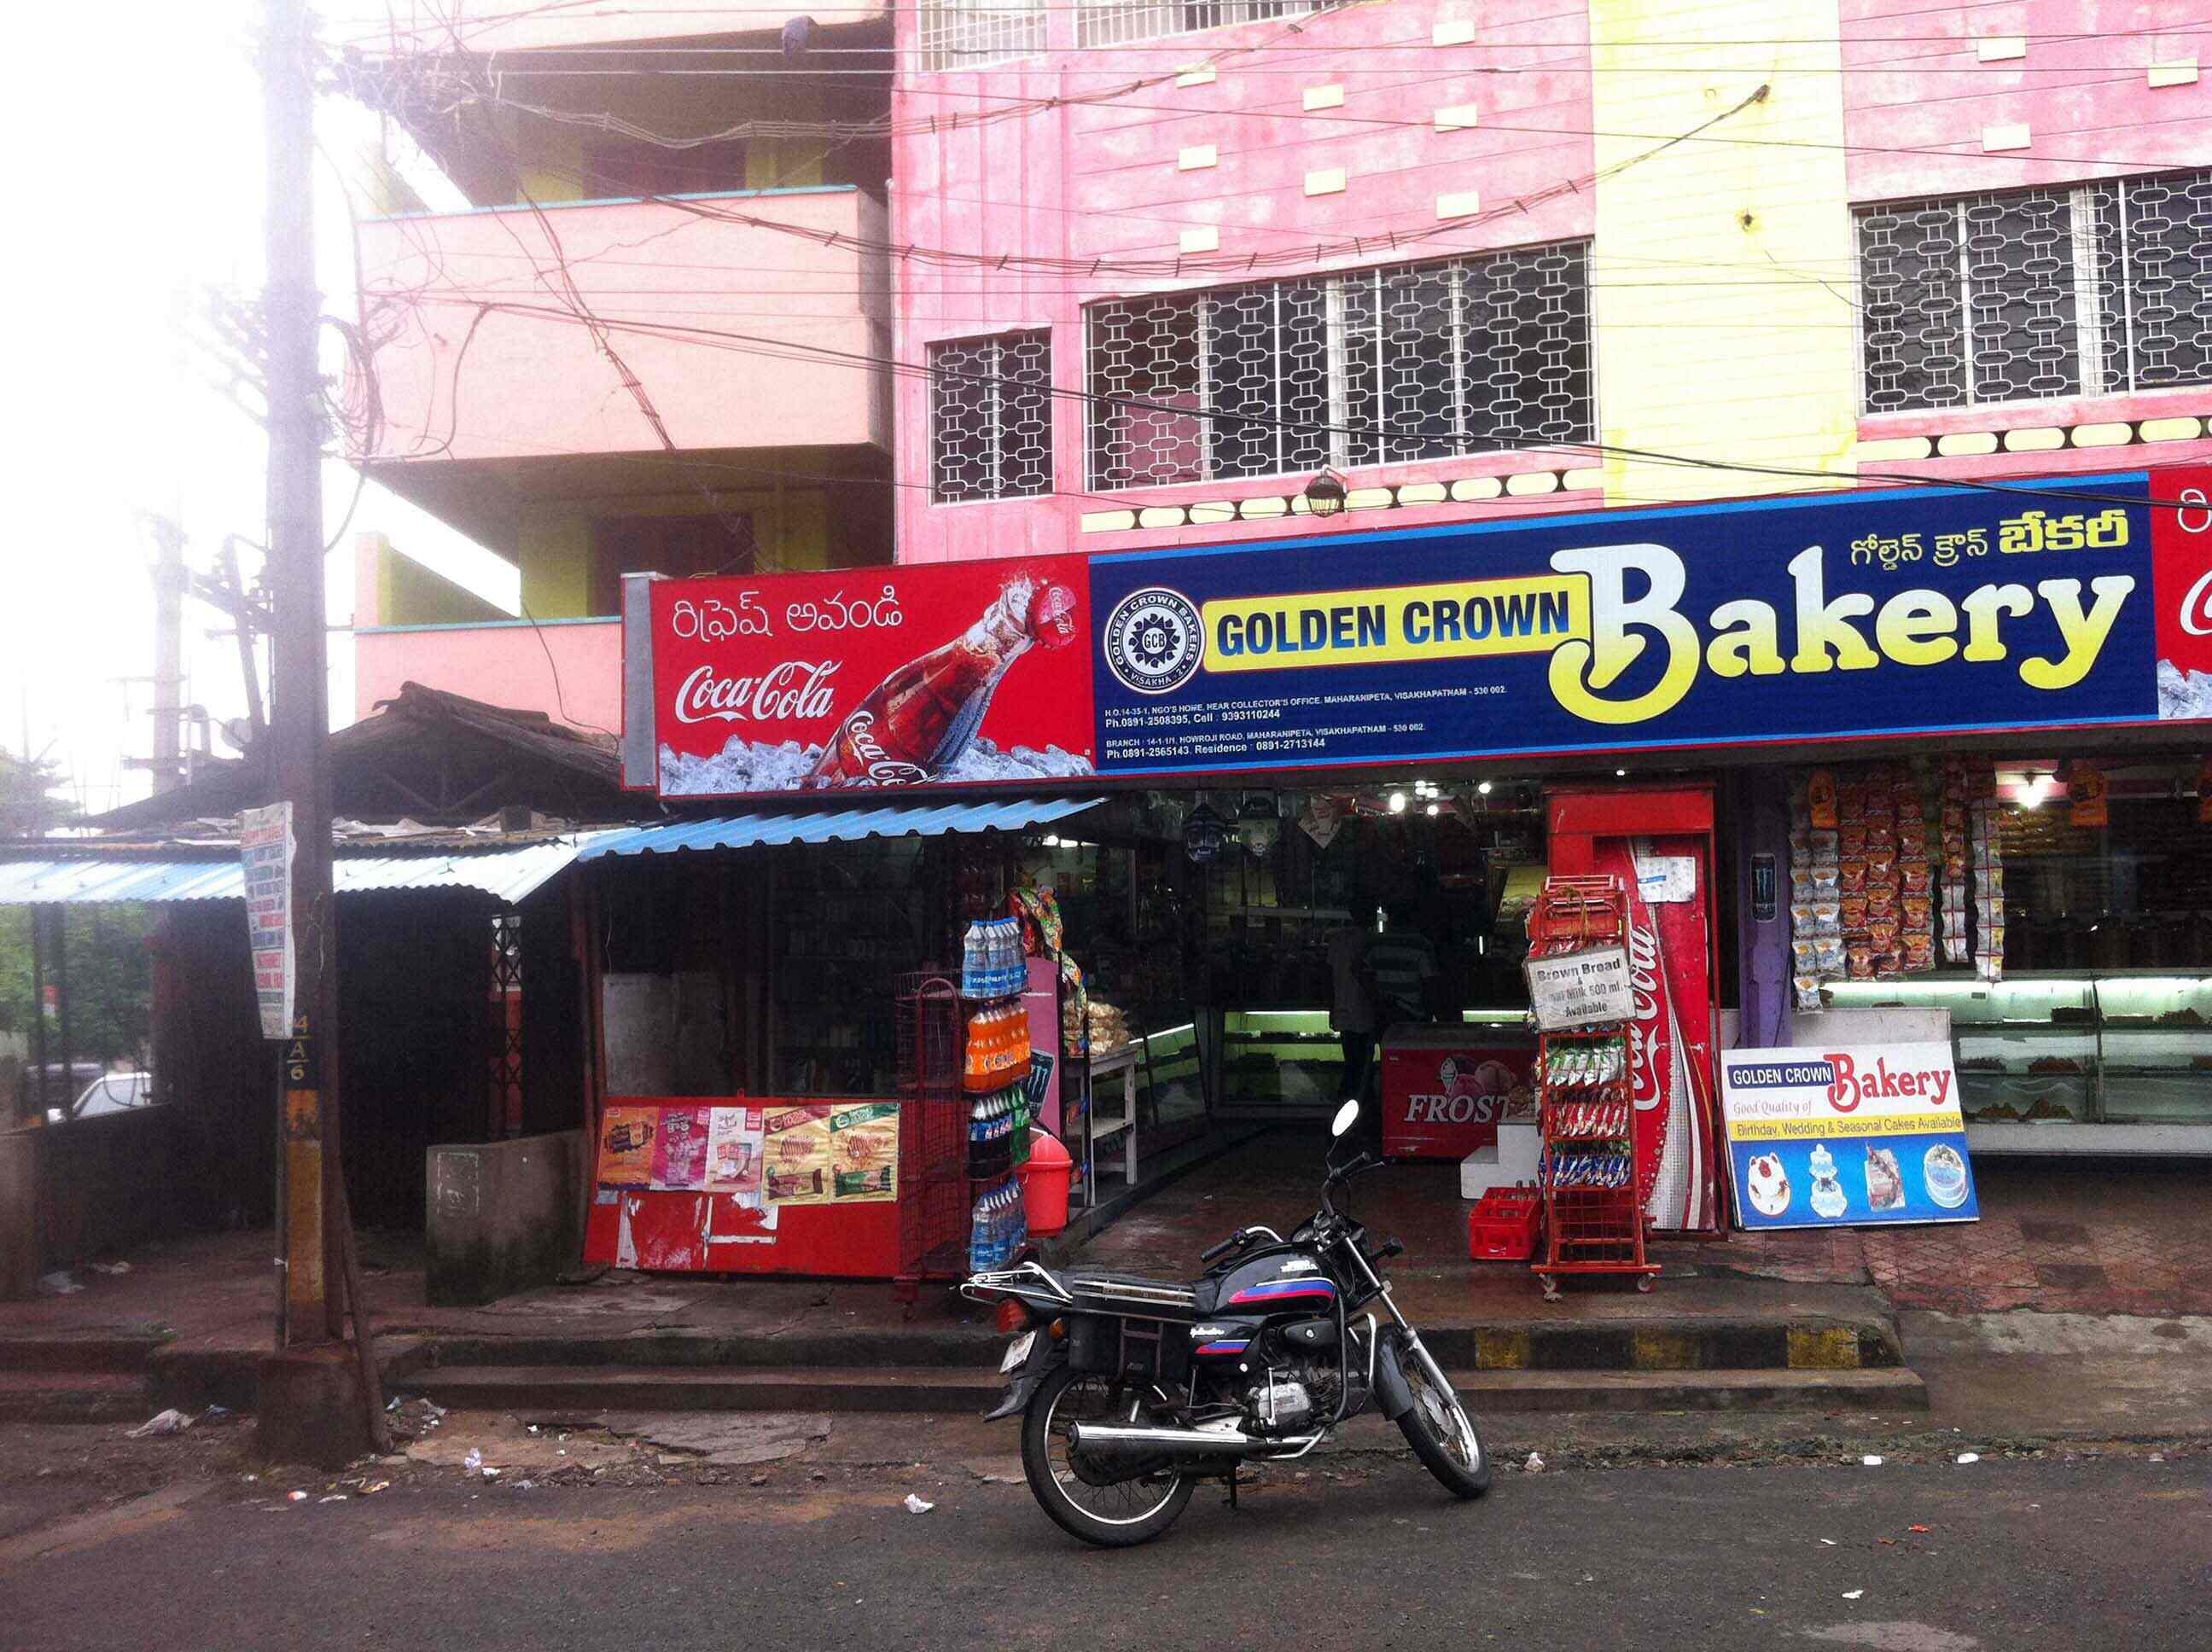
[4,2,512,817]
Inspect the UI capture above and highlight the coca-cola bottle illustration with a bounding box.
[805,577,1079,788]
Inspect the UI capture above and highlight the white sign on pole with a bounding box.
[240,803,295,1040]
[1523,945,1634,1031]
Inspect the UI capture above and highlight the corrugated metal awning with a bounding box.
[577,797,1104,859]
[0,835,605,907]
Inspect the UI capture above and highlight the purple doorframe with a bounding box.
[1733,770,1792,1049]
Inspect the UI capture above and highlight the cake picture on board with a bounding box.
[1744,1152,1790,1219]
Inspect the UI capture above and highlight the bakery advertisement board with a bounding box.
[1720,1042,1979,1230]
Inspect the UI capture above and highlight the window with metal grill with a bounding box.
[1858,168,2212,414]
[1077,0,1332,49]
[917,0,1047,71]
[1086,242,1593,490]
[929,330,1055,503]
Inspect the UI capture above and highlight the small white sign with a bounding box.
[239,802,294,1041]
[1634,854,1697,904]
[1523,945,1634,1031]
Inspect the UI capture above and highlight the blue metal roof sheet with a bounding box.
[577,796,1104,859]
[0,836,606,906]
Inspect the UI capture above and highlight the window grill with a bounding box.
[1858,167,2212,413]
[1086,242,1592,490]
[917,0,1047,72]
[929,330,1055,503]
[1076,0,1329,49]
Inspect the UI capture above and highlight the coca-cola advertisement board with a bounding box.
[648,556,1095,796]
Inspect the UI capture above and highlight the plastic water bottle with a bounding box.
[969,1188,991,1273]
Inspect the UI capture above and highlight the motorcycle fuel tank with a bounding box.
[1214,1253,1340,1317]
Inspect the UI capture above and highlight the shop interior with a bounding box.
[1823,756,2212,1137]
[585,778,1579,1202]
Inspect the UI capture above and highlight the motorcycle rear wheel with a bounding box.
[1021,1366,1195,1548]
[1396,1346,1491,1498]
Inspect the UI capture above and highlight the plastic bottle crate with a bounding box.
[1468,1184,1542,1261]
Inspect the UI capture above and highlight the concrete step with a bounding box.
[1452,1366,1928,1412]
[424,1313,1902,1375]
[410,1362,1926,1416]
[0,1370,148,1424]
[0,1335,163,1376]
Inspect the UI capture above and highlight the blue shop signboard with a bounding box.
[1720,1042,1979,1230]
[1087,468,2212,777]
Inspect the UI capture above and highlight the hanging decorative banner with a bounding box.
[2068,762,2109,827]
[1298,794,1343,848]
[1721,1042,1978,1230]
[239,803,294,1040]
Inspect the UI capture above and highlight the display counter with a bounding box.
[1214,1007,1538,1126]
[581,1097,906,1276]
[1825,971,2212,1154]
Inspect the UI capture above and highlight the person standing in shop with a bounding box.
[1329,919,1378,1111]
[1366,902,1441,1029]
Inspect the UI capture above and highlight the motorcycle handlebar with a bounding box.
[1200,1232,1241,1264]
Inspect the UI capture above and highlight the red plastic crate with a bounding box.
[1468,1185,1542,1261]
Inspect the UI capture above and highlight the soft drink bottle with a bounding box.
[962,922,986,997]
[805,579,1080,789]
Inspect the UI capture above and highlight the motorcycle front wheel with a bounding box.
[1396,1342,1491,1498]
[1021,1365,1195,1548]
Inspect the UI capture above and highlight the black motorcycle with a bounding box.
[962,1100,1489,1547]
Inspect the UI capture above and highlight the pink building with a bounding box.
[891,0,2212,562]
[341,3,899,728]
[346,0,2212,720]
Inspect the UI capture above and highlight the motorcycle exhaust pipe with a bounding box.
[1067,1422,1308,1462]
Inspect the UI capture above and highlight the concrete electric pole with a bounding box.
[256,0,385,1463]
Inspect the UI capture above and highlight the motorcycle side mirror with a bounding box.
[1330,1098,1360,1140]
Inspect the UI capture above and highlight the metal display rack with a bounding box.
[894,972,969,1301]
[1527,876,1659,1300]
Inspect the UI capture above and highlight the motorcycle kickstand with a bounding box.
[1225,1466,1240,1510]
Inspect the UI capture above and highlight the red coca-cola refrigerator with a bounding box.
[1545,784,1726,1234]
[1379,1025,1537,1160]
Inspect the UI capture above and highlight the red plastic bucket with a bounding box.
[1018,1130,1074,1236]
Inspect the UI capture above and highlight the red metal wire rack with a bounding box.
[894,971,968,1301]
[1527,878,1658,1300]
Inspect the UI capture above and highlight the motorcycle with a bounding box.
[962,1099,1489,1547]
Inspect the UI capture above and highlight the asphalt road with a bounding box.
[6,1452,2204,1651]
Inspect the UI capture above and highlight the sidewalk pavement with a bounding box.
[3,1143,2208,1445]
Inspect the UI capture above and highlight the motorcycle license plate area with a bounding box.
[1001,1330,1036,1373]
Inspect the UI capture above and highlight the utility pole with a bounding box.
[258,0,384,1465]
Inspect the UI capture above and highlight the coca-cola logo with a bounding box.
[2182,566,2212,638]
[840,712,927,784]
[1626,920,1665,1112]
[674,661,841,724]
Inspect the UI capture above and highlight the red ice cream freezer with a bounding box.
[1379,1024,1539,1160]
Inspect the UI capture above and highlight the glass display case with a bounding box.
[1823,972,2212,1146]
[1218,1009,1343,1115]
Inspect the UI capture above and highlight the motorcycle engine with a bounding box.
[1248,1358,1341,1434]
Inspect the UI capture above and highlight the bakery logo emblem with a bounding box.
[1103,587,1204,696]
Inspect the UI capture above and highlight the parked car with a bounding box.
[70,1071,156,1120]
[15,1062,106,1126]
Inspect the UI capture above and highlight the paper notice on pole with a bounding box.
[1523,945,1634,1032]
[239,803,294,1039]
